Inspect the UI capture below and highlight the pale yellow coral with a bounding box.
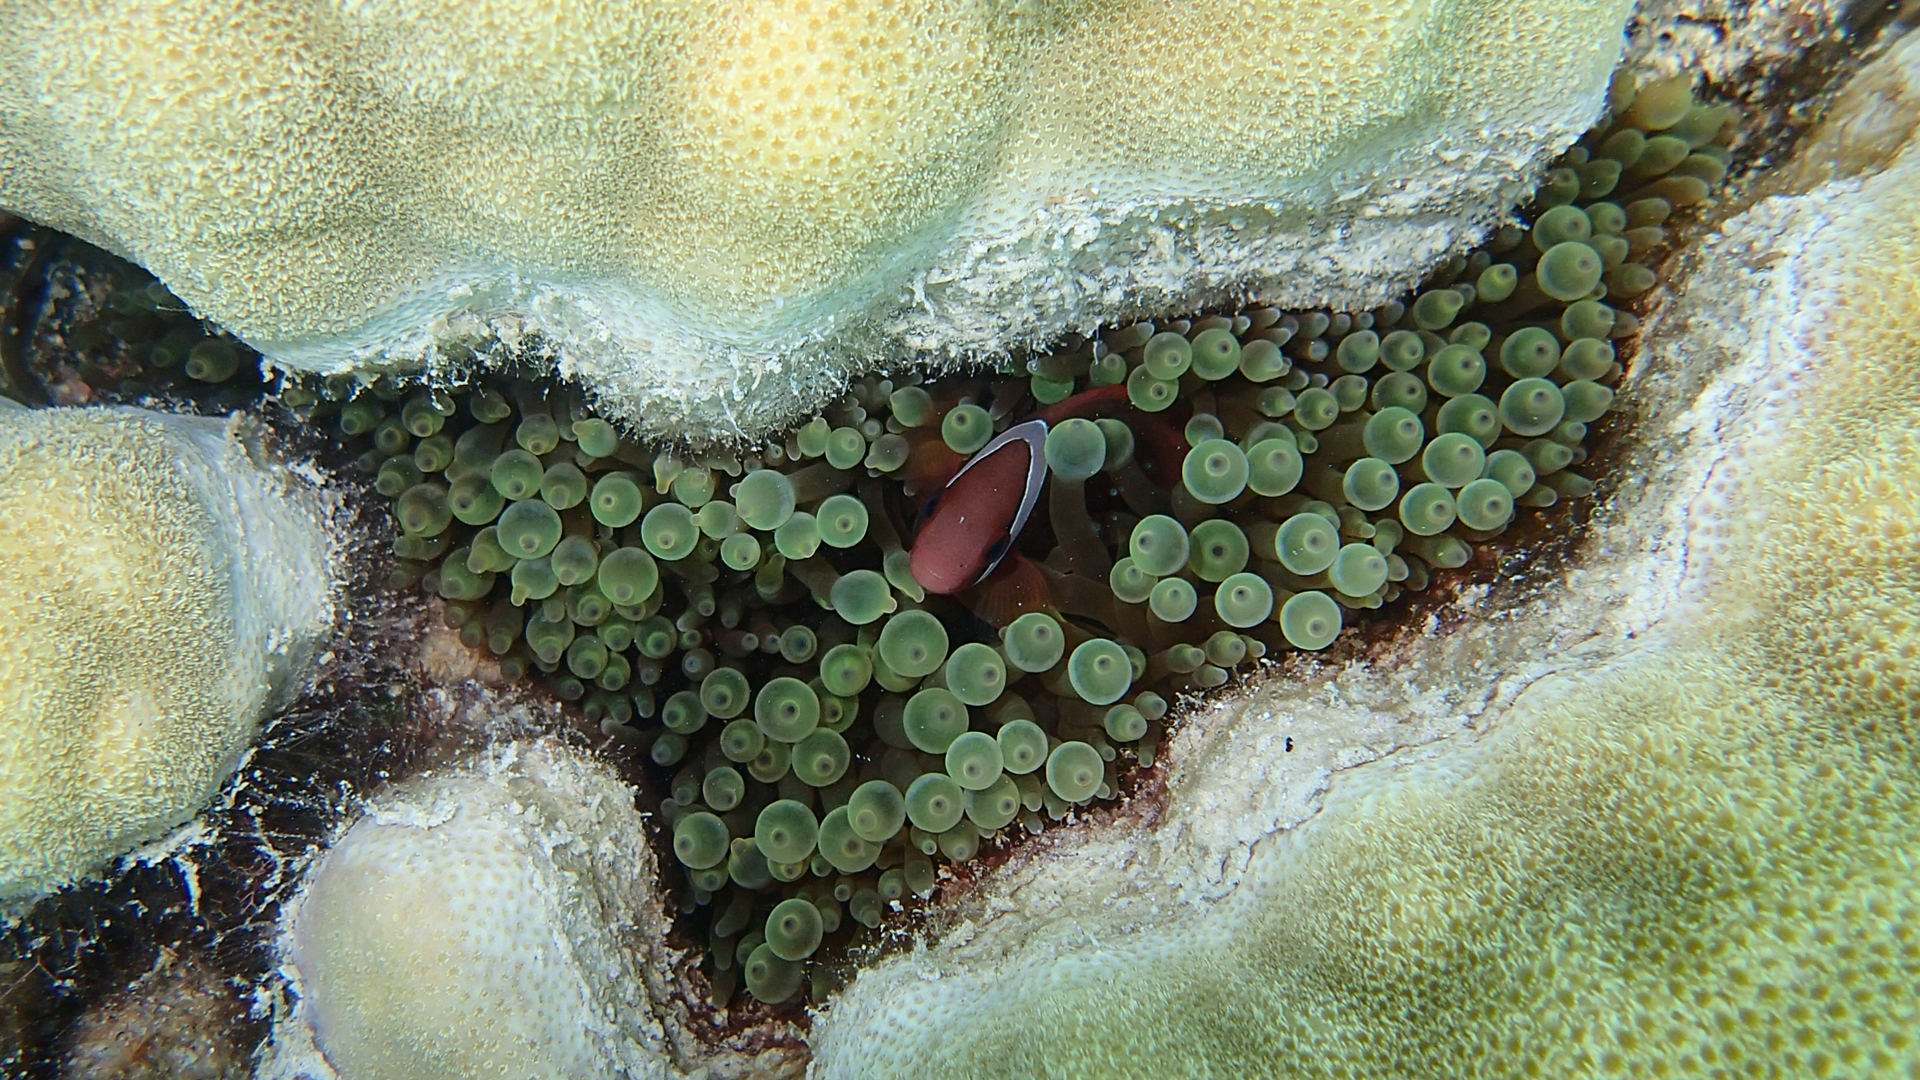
[0,0,1632,437]
[808,34,1920,1080]
[0,406,333,906]
[264,738,688,1080]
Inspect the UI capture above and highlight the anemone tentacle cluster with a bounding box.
[0,0,1635,436]
[296,72,1736,1003]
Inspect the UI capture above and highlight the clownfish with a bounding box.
[907,418,1049,594]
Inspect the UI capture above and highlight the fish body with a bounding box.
[908,418,1048,593]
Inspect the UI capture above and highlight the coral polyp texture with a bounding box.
[0,404,333,906]
[266,738,679,1080]
[313,72,1730,1007]
[807,37,1920,1080]
[0,0,1633,436]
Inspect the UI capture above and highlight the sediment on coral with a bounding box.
[281,72,1733,1006]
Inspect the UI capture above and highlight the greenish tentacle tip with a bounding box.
[1436,393,1501,449]
[1476,262,1519,303]
[510,557,558,605]
[1537,241,1606,301]
[1562,299,1617,340]
[1246,438,1302,497]
[1045,741,1104,803]
[1189,327,1242,379]
[816,493,869,549]
[184,339,241,382]
[1334,329,1380,373]
[996,718,1048,775]
[1279,590,1342,650]
[906,771,965,833]
[754,676,820,742]
[1292,387,1340,431]
[877,608,948,678]
[515,413,559,454]
[1411,287,1465,330]
[1068,638,1132,706]
[1238,338,1288,382]
[1380,329,1426,371]
[941,403,993,455]
[1003,611,1065,673]
[819,643,874,697]
[589,471,644,528]
[550,534,599,586]
[1103,703,1148,742]
[571,417,619,458]
[818,805,878,873]
[1483,448,1537,497]
[829,569,894,626]
[1129,514,1191,577]
[826,425,866,470]
[1500,378,1567,437]
[1399,482,1458,537]
[734,469,797,531]
[447,475,503,526]
[793,728,850,787]
[1362,406,1424,465]
[1187,518,1249,582]
[662,690,708,735]
[1562,379,1615,423]
[1143,330,1194,379]
[491,448,543,500]
[764,897,824,962]
[719,719,764,763]
[396,483,452,537]
[1276,511,1339,575]
[673,811,730,870]
[904,687,969,753]
[541,462,589,510]
[1560,337,1615,381]
[720,532,762,571]
[1109,557,1157,604]
[1327,543,1389,598]
[1182,438,1250,504]
[1499,326,1562,379]
[1214,572,1274,628]
[945,730,1005,790]
[1126,363,1177,412]
[1456,477,1517,531]
[1342,457,1401,512]
[1531,203,1593,250]
[847,780,907,843]
[640,502,699,561]
[497,499,563,558]
[1149,577,1198,623]
[1426,344,1486,398]
[701,666,752,720]
[1045,417,1107,480]
[1371,370,1428,414]
[945,641,1007,707]
[774,512,820,560]
[966,775,1022,831]
[1422,431,1487,489]
[744,944,804,1004]
[755,799,819,865]
[702,765,743,811]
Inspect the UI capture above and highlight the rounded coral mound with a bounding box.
[0,404,333,906]
[268,738,676,1080]
[0,0,1634,436]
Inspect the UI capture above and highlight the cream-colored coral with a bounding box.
[263,738,686,1080]
[0,406,333,906]
[0,0,1632,438]
[807,32,1920,1079]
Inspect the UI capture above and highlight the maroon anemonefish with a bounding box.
[908,418,1048,594]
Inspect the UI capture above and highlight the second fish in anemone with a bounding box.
[299,70,1727,1006]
